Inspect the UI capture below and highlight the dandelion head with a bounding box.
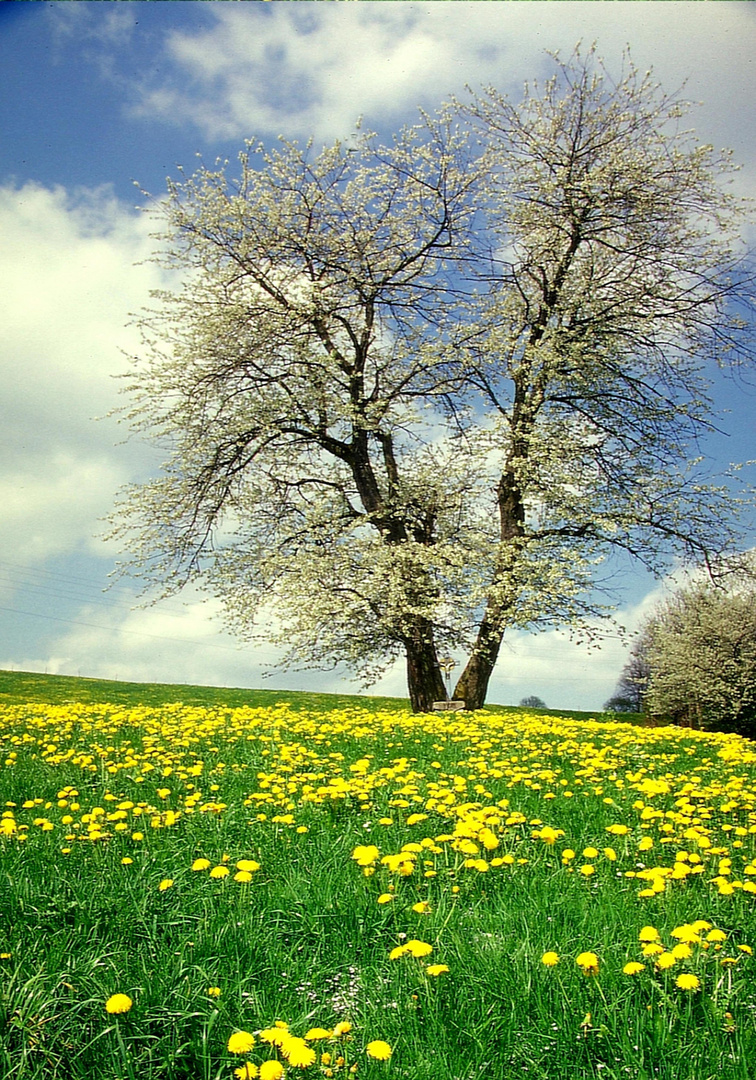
[425,964,449,976]
[105,993,132,1015]
[676,973,700,991]
[623,962,645,976]
[541,952,559,967]
[259,1062,284,1080]
[576,952,599,976]
[228,1031,256,1054]
[366,1040,392,1060]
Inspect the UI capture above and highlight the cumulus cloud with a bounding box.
[0,182,164,575]
[131,0,756,174]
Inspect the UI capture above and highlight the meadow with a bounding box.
[0,670,755,1080]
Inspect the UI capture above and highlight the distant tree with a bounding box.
[642,571,756,737]
[112,49,754,713]
[520,695,547,710]
[604,635,651,712]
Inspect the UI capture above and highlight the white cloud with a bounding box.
[0,182,166,577]
[132,0,756,179]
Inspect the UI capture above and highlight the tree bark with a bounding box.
[452,620,505,711]
[404,619,448,713]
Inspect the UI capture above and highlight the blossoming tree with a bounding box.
[113,51,754,711]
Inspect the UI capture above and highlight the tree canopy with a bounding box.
[641,568,756,738]
[112,50,755,712]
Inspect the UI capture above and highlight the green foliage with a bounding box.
[643,572,756,738]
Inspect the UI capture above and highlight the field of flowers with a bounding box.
[1,677,755,1079]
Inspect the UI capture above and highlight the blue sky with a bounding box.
[1,0,755,709]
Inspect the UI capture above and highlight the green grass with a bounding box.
[0,670,751,1080]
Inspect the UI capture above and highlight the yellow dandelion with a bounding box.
[210,865,229,879]
[304,1028,332,1040]
[377,893,394,904]
[282,1037,316,1067]
[623,962,645,975]
[207,986,221,997]
[405,940,433,958]
[579,864,595,877]
[389,944,407,959]
[575,952,599,976]
[366,1040,392,1060]
[234,1064,258,1080]
[412,901,431,914]
[639,925,660,942]
[236,859,260,873]
[351,844,380,867]
[425,963,450,976]
[234,871,253,883]
[333,1021,352,1036]
[191,858,211,872]
[158,878,173,892]
[259,1062,284,1080]
[541,952,559,967]
[676,973,700,991]
[656,952,677,970]
[105,993,132,1015]
[706,929,727,943]
[227,1031,256,1054]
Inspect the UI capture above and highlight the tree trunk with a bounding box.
[404,621,448,713]
[452,622,505,711]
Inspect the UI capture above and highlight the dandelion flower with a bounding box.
[236,859,260,873]
[706,929,727,943]
[642,942,664,957]
[676,973,700,991]
[121,857,133,865]
[670,943,692,960]
[579,865,595,877]
[105,993,133,1015]
[576,952,599,976]
[234,871,253,883]
[351,845,380,867]
[655,952,676,971]
[259,1062,284,1080]
[582,847,599,859]
[234,1064,258,1080]
[191,858,211,872]
[260,1026,290,1047]
[541,952,559,967]
[304,1028,332,1040]
[425,964,450,976]
[282,1037,316,1067]
[366,1040,392,1060]
[207,987,221,997]
[377,894,393,904]
[623,962,645,975]
[405,940,433,958]
[228,1031,256,1054]
[210,865,229,879]
[412,901,431,914]
[333,1021,352,1036]
[671,924,700,944]
[639,926,660,943]
[158,878,173,892]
